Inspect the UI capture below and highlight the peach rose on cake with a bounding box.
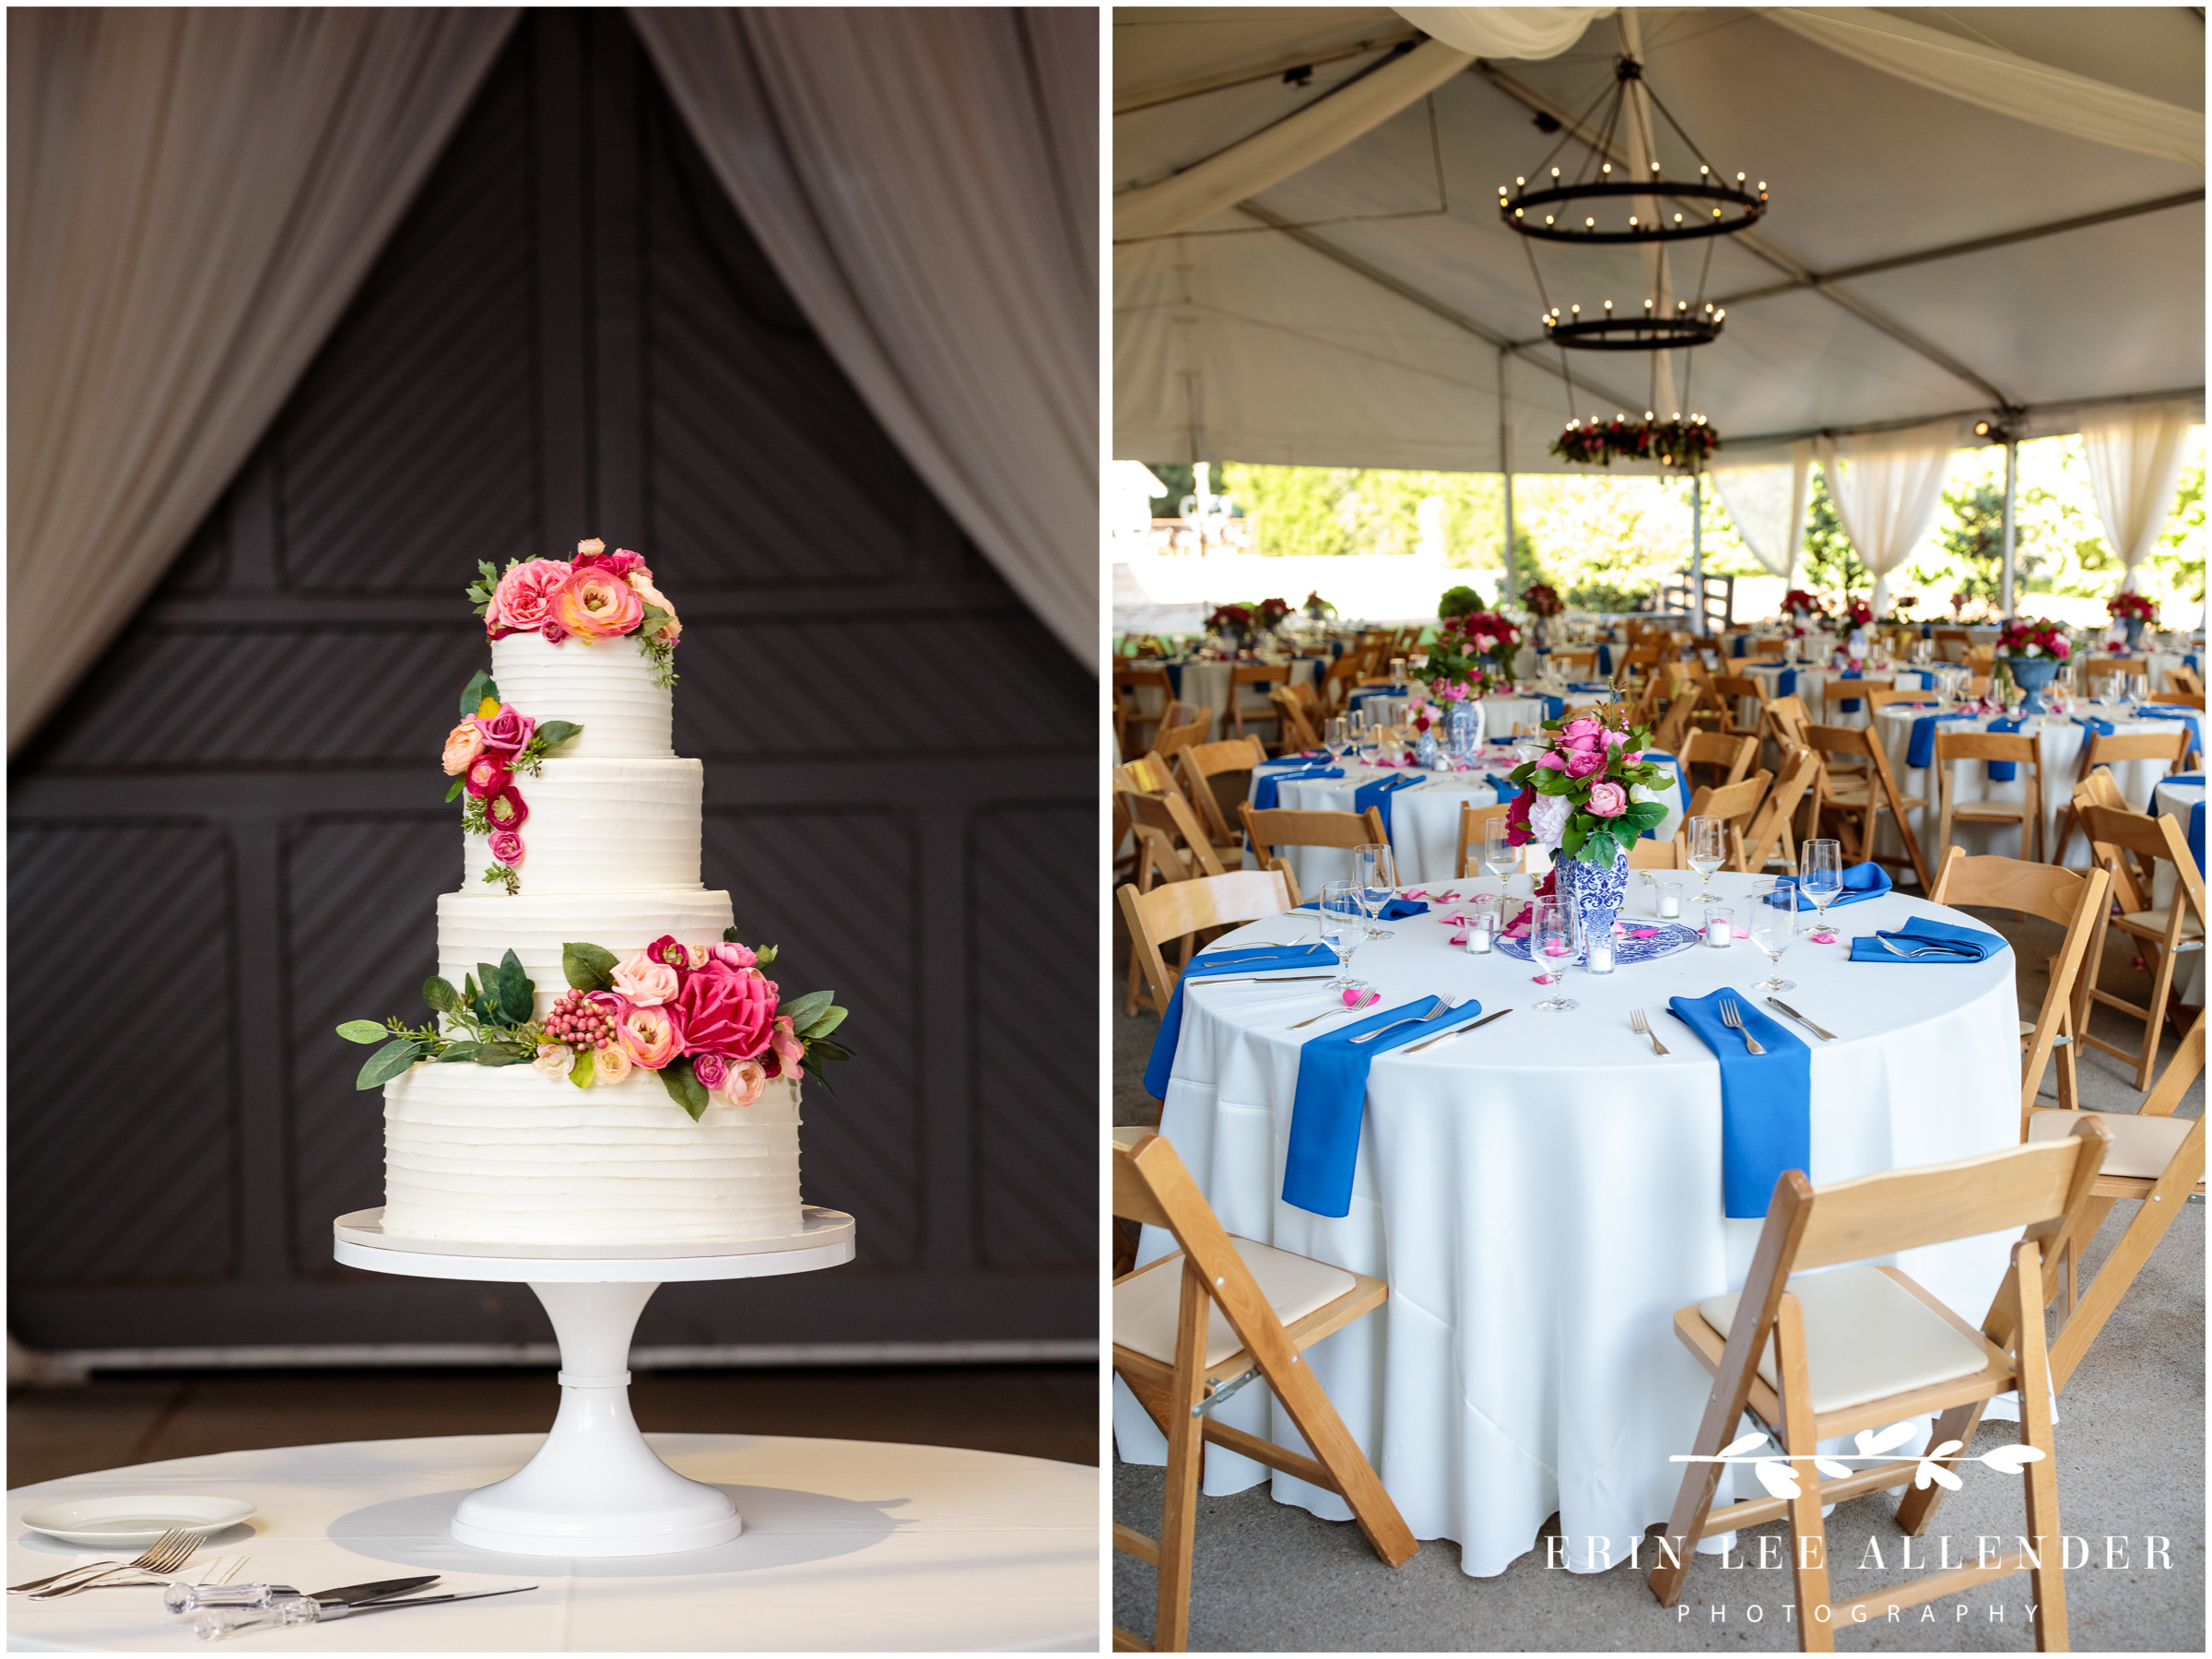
[441,722,485,775]
[611,949,679,1006]
[627,570,680,642]
[486,559,571,639]
[551,565,643,641]
[618,1004,683,1071]
[721,1057,770,1107]
[593,1041,633,1085]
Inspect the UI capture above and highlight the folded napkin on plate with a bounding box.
[1252,766,1342,812]
[1296,897,1430,919]
[1142,943,1339,1099]
[1906,712,1979,770]
[1666,990,1810,1219]
[2073,713,2115,737]
[1354,771,1424,834]
[1848,915,2007,964]
[1890,670,1935,692]
[1283,996,1488,1217]
[1836,669,1865,713]
[1977,713,2026,781]
[1765,860,1891,910]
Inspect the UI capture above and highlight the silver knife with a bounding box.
[168,1573,439,1616]
[194,1584,535,1641]
[1405,1006,1512,1053]
[1765,997,1837,1041]
[1194,972,1336,985]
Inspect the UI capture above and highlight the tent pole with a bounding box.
[1499,349,1516,602]
[1689,474,1705,636]
[2000,439,2018,617]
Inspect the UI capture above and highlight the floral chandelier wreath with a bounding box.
[1551,411,1720,474]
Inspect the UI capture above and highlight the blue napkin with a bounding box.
[1354,771,1423,835]
[1296,897,1430,919]
[1775,669,1796,698]
[1541,695,1566,722]
[1282,996,1488,1217]
[1488,773,1523,804]
[1906,712,1978,770]
[1892,670,1934,691]
[2168,775,2206,874]
[1596,644,1613,676]
[1667,991,1811,1220]
[1142,943,1340,1100]
[1848,915,2007,964]
[1163,661,1184,699]
[1569,681,1612,694]
[1836,669,1865,713]
[2074,713,2115,738]
[1980,715,2024,782]
[1732,634,1747,657]
[2136,706,2203,755]
[1765,861,1890,910]
[1252,766,1342,812]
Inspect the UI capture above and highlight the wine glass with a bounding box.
[1318,881,1368,993]
[1747,893,1797,993]
[1484,820,1518,898]
[1530,900,1580,1012]
[1326,715,1350,754]
[1353,842,1399,939]
[1797,838,1843,932]
[1685,816,1726,907]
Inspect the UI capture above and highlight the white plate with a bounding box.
[18,1495,254,1547]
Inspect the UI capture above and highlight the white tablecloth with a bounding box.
[6,1435,1096,1652]
[1115,871,2022,1578]
[2152,775,2205,1006]
[1134,657,1327,725]
[1249,750,1685,889]
[1735,665,1937,731]
[1872,705,2195,871]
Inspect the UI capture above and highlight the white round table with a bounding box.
[1247,750,1687,890]
[2152,773,2205,1006]
[332,1208,853,1558]
[1115,870,2021,1578]
[6,1434,1097,1652]
[1734,665,1937,731]
[1137,656,1326,725]
[1871,704,2197,870]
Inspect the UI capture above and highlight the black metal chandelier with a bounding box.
[1540,298,1724,352]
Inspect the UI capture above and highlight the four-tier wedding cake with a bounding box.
[339,542,852,1248]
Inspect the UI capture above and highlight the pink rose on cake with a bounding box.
[689,1051,730,1093]
[487,828,524,866]
[723,1057,770,1107]
[441,722,485,775]
[464,754,512,799]
[573,539,652,582]
[761,1016,805,1082]
[472,703,535,755]
[643,934,694,972]
[612,949,679,1006]
[486,559,571,639]
[484,787,528,832]
[618,1005,683,1071]
[709,940,757,971]
[552,566,644,642]
[673,959,777,1060]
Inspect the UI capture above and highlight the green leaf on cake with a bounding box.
[335,1019,389,1045]
[496,949,534,1024]
[568,1047,596,1089]
[422,976,461,1016]
[780,990,833,1031]
[808,1038,854,1063]
[445,778,465,804]
[534,720,582,753]
[357,1038,429,1090]
[437,1042,481,1064]
[562,942,618,991]
[460,670,499,715]
[801,1006,847,1041]
[475,1041,535,1067]
[723,927,742,944]
[659,1057,712,1122]
[755,944,778,966]
[474,963,505,1022]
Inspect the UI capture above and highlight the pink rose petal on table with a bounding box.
[1809,930,1838,944]
[1732,926,1751,939]
[1449,930,1470,947]
[1341,987,1364,1007]
[1629,928,1658,939]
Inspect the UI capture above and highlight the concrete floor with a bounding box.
[1112,904,2206,1651]
[9,1363,1099,1491]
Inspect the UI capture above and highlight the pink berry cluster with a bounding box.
[543,988,616,1050]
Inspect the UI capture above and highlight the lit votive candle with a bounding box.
[1585,939,1616,974]
[1467,925,1494,955]
[1705,907,1735,947]
[1655,881,1682,920]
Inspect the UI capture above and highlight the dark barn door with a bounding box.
[9,10,1096,1354]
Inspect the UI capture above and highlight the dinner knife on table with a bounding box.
[1764,997,1838,1041]
[192,1583,535,1640]
[167,1573,438,1615]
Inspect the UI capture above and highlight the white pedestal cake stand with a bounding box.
[332,1206,854,1558]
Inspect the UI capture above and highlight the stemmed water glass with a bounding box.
[1797,838,1843,934]
[1484,820,1518,899]
[1353,842,1399,938]
[1326,715,1350,755]
[1748,892,1797,993]
[1318,881,1369,994]
[1529,900,1579,1012]
[1685,816,1726,907]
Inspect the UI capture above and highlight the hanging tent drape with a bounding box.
[1707,442,1813,582]
[1818,424,1960,615]
[631,6,1099,672]
[6,7,518,754]
[2078,399,2196,593]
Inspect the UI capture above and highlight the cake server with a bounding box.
[167,1573,438,1615]
[193,1584,534,1641]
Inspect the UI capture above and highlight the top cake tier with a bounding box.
[489,630,671,759]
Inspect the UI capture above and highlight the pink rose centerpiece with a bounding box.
[467,536,683,686]
[1504,703,1674,960]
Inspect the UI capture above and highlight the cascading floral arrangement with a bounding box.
[441,672,582,896]
[468,538,682,688]
[2107,593,2157,622]
[337,936,853,1118]
[1503,703,1673,866]
[1996,617,2072,659]
[1521,582,1562,619]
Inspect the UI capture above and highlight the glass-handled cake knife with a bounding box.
[193,1584,535,1641]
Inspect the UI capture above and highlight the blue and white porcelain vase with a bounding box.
[1416,728,1441,768]
[1445,698,1485,760]
[1552,843,1630,961]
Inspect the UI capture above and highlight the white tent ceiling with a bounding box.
[1113,6,2206,473]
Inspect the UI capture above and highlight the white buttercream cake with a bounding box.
[380,563,806,1247]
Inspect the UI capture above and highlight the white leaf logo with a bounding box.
[1976,1445,2047,1474]
[1719,1431,1771,1458]
[1912,1439,1965,1490]
[1814,1458,1854,1479]
[1752,1458,1801,1500]
[1854,1420,1920,1458]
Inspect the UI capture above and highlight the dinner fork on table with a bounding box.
[80,1552,245,1594]
[1288,989,1379,1030]
[1350,997,1456,1046]
[1630,1008,1668,1056]
[1718,1000,1767,1055]
[18,1529,196,1598]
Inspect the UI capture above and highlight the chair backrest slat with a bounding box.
[1794,1136,2100,1270]
[1241,805,1389,861]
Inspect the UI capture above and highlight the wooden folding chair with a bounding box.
[1933,730,2043,863]
[1117,870,1295,1019]
[1683,769,1771,872]
[1550,648,1598,678]
[1150,705,1213,765]
[1269,686,1323,752]
[1735,746,1820,876]
[1861,685,1938,713]
[2024,1011,2206,1388]
[1112,1130,1417,1650]
[1802,722,1932,890]
[1115,665,1177,753]
[1455,799,1512,879]
[1710,676,1765,741]
[1648,1125,2112,1651]
[2076,804,2206,1088]
[1677,730,1757,793]
[1933,626,1971,662]
[1238,804,1389,867]
[1176,739,1266,861]
[1929,848,2111,1115]
[1627,833,1685,869]
[1228,664,1288,748]
[1318,654,1365,715]
[2165,664,2203,695]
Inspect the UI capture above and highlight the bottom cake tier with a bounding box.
[382,1063,801,1246]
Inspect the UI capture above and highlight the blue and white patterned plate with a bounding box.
[1498,922,1703,965]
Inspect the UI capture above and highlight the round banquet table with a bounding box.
[1733,664,1938,731]
[1246,748,1685,891]
[1131,656,1326,726]
[1346,690,1607,737]
[1114,870,2022,1578]
[2151,773,2205,1006]
[6,1435,1097,1652]
[1870,702,2199,872]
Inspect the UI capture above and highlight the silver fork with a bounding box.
[1351,997,1456,1046]
[1288,989,1379,1030]
[1630,1008,1668,1056]
[1718,1000,1767,1056]
[23,1529,196,1598]
[79,1550,244,1594]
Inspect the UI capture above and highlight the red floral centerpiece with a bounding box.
[1522,582,1562,619]
[1253,596,1292,629]
[1996,616,2072,714]
[1840,596,1873,628]
[1781,588,1823,621]
[469,538,681,687]
[2107,591,2156,649]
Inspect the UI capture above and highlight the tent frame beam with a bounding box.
[1725,383,2205,453]
[1114,26,1419,115]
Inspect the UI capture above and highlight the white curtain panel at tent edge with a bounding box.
[1112,6,2203,484]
